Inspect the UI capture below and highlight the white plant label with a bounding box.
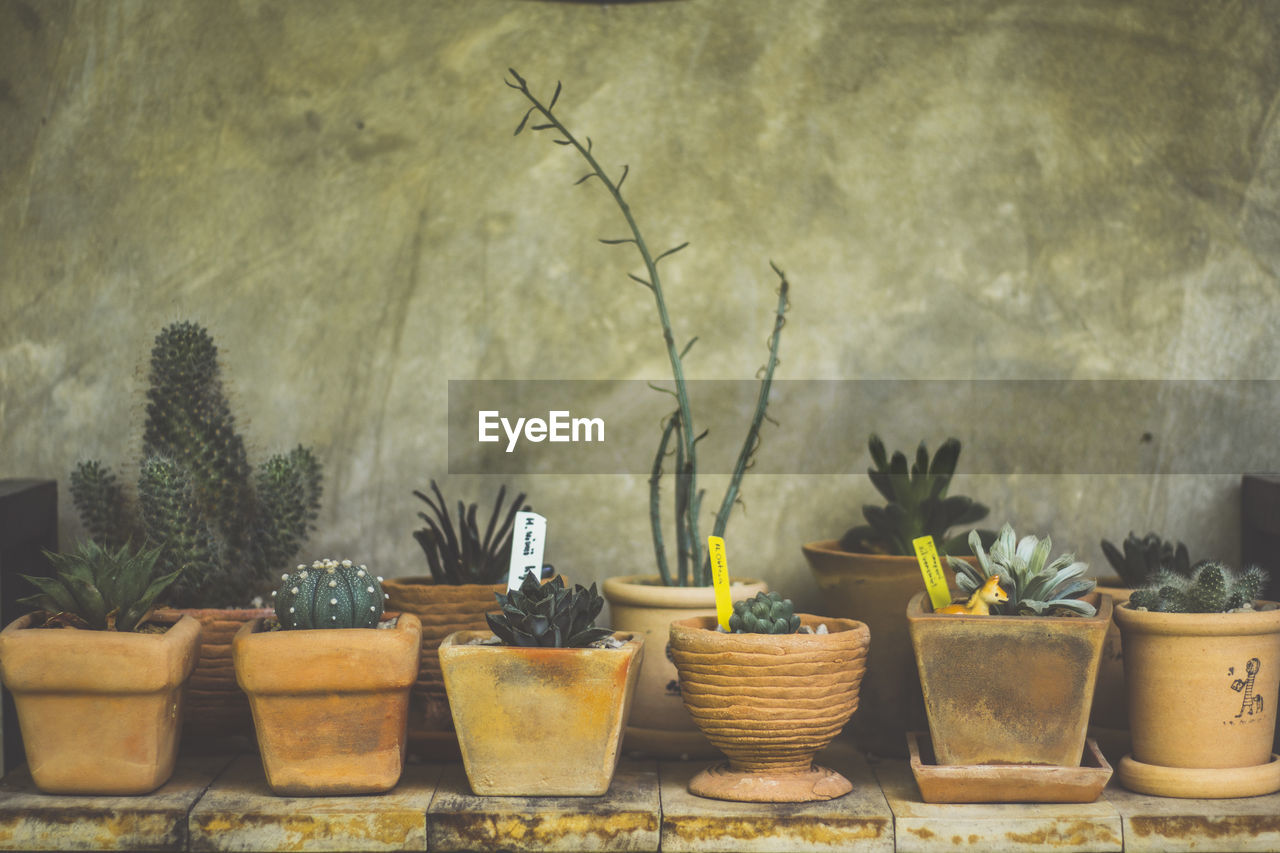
[507,511,547,590]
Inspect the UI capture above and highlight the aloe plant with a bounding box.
[486,572,612,648]
[19,541,181,632]
[948,524,1097,617]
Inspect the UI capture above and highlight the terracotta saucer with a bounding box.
[1117,753,1280,798]
[907,731,1113,804]
[688,762,852,803]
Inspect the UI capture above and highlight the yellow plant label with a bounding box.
[913,535,952,611]
[708,536,733,630]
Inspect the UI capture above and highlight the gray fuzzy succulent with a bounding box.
[948,524,1096,617]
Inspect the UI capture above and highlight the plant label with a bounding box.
[913,535,952,612]
[508,511,547,590]
[708,535,733,630]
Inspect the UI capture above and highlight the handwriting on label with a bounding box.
[507,512,547,590]
[708,536,733,630]
[913,535,952,612]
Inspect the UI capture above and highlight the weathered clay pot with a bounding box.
[1088,584,1132,759]
[602,574,768,759]
[233,612,422,796]
[1114,601,1280,797]
[668,614,869,802]
[0,612,201,795]
[438,630,643,796]
[802,541,960,757]
[907,590,1112,767]
[380,577,503,756]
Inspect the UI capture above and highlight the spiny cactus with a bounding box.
[70,322,323,607]
[840,435,993,557]
[1100,531,1191,588]
[949,524,1097,617]
[729,591,801,634]
[1129,561,1268,614]
[485,572,612,648]
[273,559,386,630]
[20,541,182,632]
[413,481,528,585]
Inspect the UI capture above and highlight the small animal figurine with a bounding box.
[937,573,1007,615]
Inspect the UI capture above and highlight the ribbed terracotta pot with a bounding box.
[439,630,644,796]
[1114,601,1280,797]
[908,590,1112,767]
[802,541,961,757]
[0,613,201,795]
[668,614,869,802]
[233,612,422,796]
[603,574,767,759]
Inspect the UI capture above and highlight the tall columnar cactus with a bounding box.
[1129,561,1268,613]
[273,559,386,630]
[729,591,801,635]
[70,322,323,607]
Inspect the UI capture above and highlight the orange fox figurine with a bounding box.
[937,573,1007,615]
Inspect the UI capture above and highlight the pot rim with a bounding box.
[601,574,766,608]
[1,610,195,640]
[382,575,506,590]
[907,590,1114,625]
[669,615,870,654]
[439,629,641,653]
[1114,600,1280,637]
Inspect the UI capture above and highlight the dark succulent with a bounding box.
[1100,531,1191,588]
[19,540,182,632]
[729,591,801,634]
[485,572,612,648]
[413,482,528,585]
[840,435,993,557]
[1128,560,1268,614]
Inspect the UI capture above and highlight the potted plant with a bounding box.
[1114,560,1280,797]
[233,559,421,795]
[668,591,869,802]
[69,321,322,739]
[908,524,1111,768]
[0,541,199,794]
[438,572,643,796]
[506,69,783,757]
[802,435,992,755]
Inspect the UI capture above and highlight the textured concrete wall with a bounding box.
[2,0,1278,610]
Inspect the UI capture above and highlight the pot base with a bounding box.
[623,726,720,760]
[1118,753,1280,798]
[688,762,852,803]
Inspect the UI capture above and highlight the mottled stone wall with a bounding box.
[2,0,1278,610]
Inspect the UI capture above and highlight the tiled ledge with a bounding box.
[4,747,1280,852]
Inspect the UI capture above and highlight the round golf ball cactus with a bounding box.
[273,558,386,629]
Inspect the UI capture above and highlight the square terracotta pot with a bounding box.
[907,591,1112,766]
[0,612,201,795]
[438,631,644,796]
[233,612,422,795]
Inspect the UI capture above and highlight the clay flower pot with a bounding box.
[602,574,767,759]
[1113,601,1280,797]
[438,630,644,796]
[907,591,1112,767]
[0,612,201,795]
[233,612,422,795]
[667,614,869,802]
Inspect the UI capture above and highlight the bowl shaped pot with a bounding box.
[1113,602,1280,797]
[0,612,201,794]
[438,630,643,796]
[668,614,869,802]
[233,612,422,795]
[907,591,1112,767]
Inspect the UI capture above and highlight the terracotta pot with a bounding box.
[602,574,767,759]
[907,590,1112,767]
[668,614,869,802]
[438,630,643,796]
[802,540,961,756]
[0,612,201,794]
[1088,584,1132,759]
[1113,601,1280,797]
[233,612,422,796]
[154,607,272,740]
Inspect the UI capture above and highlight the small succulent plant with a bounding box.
[485,572,612,648]
[1128,561,1268,614]
[273,558,386,630]
[413,482,528,585]
[20,540,181,632]
[1100,531,1191,589]
[729,591,801,634]
[949,524,1097,617]
[840,435,993,557]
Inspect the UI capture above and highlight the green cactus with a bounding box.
[19,541,182,632]
[1100,531,1191,588]
[949,524,1097,617]
[273,559,385,630]
[485,572,612,648]
[729,591,801,634]
[70,322,322,607]
[1128,561,1268,613]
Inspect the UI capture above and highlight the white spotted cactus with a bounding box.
[273,558,386,629]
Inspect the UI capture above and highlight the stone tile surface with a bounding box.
[877,759,1123,853]
[660,746,893,853]
[0,755,229,851]
[189,754,439,852]
[1105,781,1280,852]
[428,759,660,852]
